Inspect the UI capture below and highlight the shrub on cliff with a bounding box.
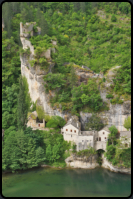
[124,116,131,131]
[46,116,66,129]
[85,113,104,131]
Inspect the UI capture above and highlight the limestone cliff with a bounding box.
[65,153,99,169]
[20,22,131,129]
[20,22,71,119]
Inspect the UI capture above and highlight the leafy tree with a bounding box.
[68,66,78,90]
[111,14,117,22]
[124,116,131,130]
[108,125,118,145]
[36,105,45,122]
[46,116,66,129]
[17,76,29,130]
[44,73,66,91]
[2,84,19,130]
[85,113,104,131]
[105,145,116,161]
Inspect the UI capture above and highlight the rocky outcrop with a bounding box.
[65,154,99,169]
[101,154,131,174]
[80,101,131,131]
[20,22,71,119]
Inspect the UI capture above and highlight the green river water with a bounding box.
[2,167,131,197]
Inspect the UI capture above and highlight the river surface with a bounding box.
[2,167,131,197]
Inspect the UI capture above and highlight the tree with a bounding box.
[68,66,78,90]
[36,105,45,122]
[85,113,104,131]
[17,76,29,130]
[111,14,117,22]
[46,116,66,129]
[108,125,118,145]
[124,116,131,130]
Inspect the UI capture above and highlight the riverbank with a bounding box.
[2,155,131,175]
[64,153,131,175]
[101,154,131,174]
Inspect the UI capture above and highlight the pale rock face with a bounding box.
[65,154,99,169]
[80,101,131,131]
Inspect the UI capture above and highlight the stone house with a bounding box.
[119,131,131,148]
[27,111,45,129]
[94,127,110,151]
[61,116,110,151]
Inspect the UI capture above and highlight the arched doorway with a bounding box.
[97,149,105,166]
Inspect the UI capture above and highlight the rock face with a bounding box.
[80,101,131,131]
[65,154,99,169]
[101,154,131,174]
[20,22,71,119]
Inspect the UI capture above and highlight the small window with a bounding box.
[70,130,72,132]
[71,135,72,137]
[105,137,106,139]
[103,132,105,134]
[99,137,101,141]
[74,130,76,133]
[66,129,68,131]
[38,124,40,127]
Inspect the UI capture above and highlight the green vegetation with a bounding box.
[85,113,104,131]
[106,94,113,99]
[17,76,32,130]
[124,116,131,131]
[105,125,131,168]
[2,127,71,172]
[46,116,66,129]
[75,146,96,158]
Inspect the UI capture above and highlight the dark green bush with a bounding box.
[106,94,113,99]
[111,14,117,22]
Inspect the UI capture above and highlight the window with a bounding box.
[105,137,106,139]
[74,130,76,133]
[103,132,105,134]
[70,130,72,132]
[71,135,72,137]
[38,124,40,127]
[66,129,68,131]
[96,138,98,141]
[99,137,101,141]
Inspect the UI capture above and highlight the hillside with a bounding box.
[2,2,131,128]
[2,2,131,173]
